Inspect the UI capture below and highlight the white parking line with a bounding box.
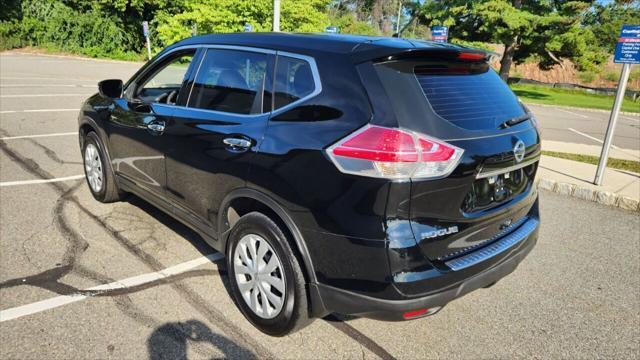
[0,253,223,322]
[0,132,78,140]
[1,94,89,98]
[568,127,639,159]
[0,84,95,88]
[557,108,589,119]
[1,76,97,82]
[568,128,620,148]
[0,175,85,187]
[0,109,78,114]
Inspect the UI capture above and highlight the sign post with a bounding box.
[594,25,639,186]
[431,26,448,43]
[142,21,151,60]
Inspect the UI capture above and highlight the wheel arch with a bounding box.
[218,188,317,284]
[78,116,114,164]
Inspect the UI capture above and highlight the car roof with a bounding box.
[167,32,471,62]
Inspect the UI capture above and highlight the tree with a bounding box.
[155,0,331,47]
[419,0,608,80]
[583,0,640,53]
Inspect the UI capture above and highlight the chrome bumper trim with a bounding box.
[476,156,539,179]
[445,218,539,271]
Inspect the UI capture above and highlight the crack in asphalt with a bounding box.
[0,129,395,359]
[325,315,397,360]
[0,131,274,358]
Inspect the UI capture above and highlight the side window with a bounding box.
[189,49,268,115]
[137,51,195,104]
[274,56,316,110]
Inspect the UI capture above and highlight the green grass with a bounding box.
[542,151,640,173]
[511,84,640,113]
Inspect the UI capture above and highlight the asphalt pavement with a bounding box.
[1,52,639,359]
[530,103,639,151]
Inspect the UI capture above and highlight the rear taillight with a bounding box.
[326,125,463,180]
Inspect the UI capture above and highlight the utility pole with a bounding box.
[396,0,403,37]
[273,0,280,32]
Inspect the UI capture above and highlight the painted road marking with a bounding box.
[568,127,639,159]
[557,108,589,119]
[0,253,223,322]
[0,175,85,187]
[0,84,95,88]
[1,94,89,98]
[0,132,78,140]
[0,109,78,114]
[1,76,97,82]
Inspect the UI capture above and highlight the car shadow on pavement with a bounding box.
[147,320,256,360]
[123,194,219,258]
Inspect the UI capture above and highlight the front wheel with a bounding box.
[226,212,312,336]
[82,132,123,203]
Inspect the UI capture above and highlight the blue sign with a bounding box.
[432,26,448,43]
[243,23,253,32]
[614,25,640,64]
[142,21,149,37]
[325,26,339,34]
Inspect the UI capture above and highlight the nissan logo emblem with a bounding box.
[513,140,526,163]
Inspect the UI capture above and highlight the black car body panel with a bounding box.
[79,32,540,320]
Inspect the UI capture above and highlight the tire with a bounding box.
[226,212,312,336]
[82,132,123,203]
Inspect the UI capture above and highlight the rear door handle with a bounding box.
[223,137,251,152]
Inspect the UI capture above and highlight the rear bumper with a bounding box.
[310,222,537,320]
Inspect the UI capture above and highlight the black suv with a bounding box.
[79,33,540,336]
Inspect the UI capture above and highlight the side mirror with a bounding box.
[98,79,123,98]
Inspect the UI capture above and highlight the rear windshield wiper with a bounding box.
[500,113,531,129]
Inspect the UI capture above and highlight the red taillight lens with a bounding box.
[327,125,463,180]
[332,126,418,162]
[458,52,486,61]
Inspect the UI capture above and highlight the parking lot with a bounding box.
[0,52,639,359]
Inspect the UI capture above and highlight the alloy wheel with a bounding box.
[84,143,103,193]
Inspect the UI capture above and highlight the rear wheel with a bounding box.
[82,132,123,203]
[226,212,311,336]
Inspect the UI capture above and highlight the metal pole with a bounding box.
[273,0,280,32]
[594,63,632,185]
[145,36,152,60]
[396,0,402,37]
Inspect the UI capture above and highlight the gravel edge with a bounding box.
[537,177,640,212]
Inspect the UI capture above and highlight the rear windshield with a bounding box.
[414,65,525,130]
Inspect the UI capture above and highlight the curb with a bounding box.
[524,102,639,117]
[537,178,640,212]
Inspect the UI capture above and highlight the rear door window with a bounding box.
[414,66,525,130]
[274,56,316,110]
[188,49,268,115]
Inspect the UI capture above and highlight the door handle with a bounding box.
[223,137,252,152]
[147,121,165,134]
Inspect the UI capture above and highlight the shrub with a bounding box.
[577,71,597,84]
[0,21,22,50]
[603,70,619,82]
[17,0,142,60]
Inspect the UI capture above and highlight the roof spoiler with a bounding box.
[351,42,498,64]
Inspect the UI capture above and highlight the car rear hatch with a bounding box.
[369,48,541,263]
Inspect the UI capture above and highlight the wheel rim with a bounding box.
[233,234,286,319]
[84,143,103,193]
